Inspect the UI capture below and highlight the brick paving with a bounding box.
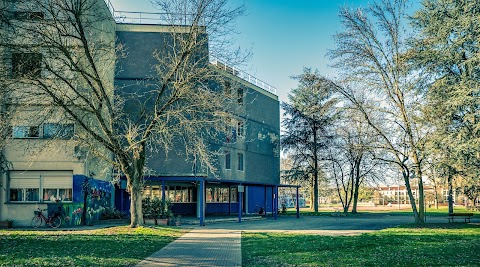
[135,229,241,267]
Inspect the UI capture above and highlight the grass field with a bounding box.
[0,226,185,267]
[242,223,480,267]
[285,206,480,217]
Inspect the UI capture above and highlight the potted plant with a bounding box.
[0,220,13,229]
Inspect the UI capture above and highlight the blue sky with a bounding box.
[110,0,420,103]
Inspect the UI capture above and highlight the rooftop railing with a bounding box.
[210,57,277,95]
[113,11,204,25]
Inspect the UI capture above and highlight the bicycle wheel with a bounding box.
[49,216,62,228]
[31,216,44,228]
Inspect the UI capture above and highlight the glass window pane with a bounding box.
[26,188,39,201]
[10,188,22,201]
[43,123,74,139]
[43,189,57,201]
[206,187,213,203]
[225,151,231,169]
[12,126,28,138]
[230,187,237,202]
[152,186,161,198]
[237,88,243,105]
[237,153,244,171]
[59,189,72,201]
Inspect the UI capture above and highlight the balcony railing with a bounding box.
[210,57,277,95]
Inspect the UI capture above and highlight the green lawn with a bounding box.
[285,206,480,217]
[0,226,185,267]
[243,224,480,267]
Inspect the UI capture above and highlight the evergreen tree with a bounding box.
[281,68,338,212]
[411,0,480,213]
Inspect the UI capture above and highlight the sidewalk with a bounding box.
[135,229,241,267]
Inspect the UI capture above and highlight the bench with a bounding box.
[447,213,473,223]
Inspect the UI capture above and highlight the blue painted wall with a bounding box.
[247,185,274,213]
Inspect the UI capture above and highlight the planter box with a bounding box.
[0,221,13,229]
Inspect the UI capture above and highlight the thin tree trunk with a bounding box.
[416,173,425,223]
[313,124,319,213]
[351,156,362,214]
[309,178,314,211]
[448,171,454,214]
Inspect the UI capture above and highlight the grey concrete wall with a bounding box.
[115,25,280,185]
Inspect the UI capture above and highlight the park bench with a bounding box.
[447,213,473,223]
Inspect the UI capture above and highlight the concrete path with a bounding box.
[135,229,241,267]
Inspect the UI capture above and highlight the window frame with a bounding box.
[237,87,244,105]
[12,125,40,139]
[237,152,244,171]
[225,151,231,170]
[11,52,43,78]
[8,171,73,203]
[237,120,245,138]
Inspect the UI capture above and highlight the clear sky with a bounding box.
[109,0,420,104]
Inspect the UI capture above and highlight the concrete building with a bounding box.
[0,0,280,226]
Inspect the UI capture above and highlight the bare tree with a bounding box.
[1,0,245,227]
[329,0,428,223]
[328,108,381,213]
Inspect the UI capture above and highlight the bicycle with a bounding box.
[31,208,62,228]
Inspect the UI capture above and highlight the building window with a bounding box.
[12,53,43,78]
[142,185,194,203]
[206,187,231,203]
[12,126,39,138]
[43,123,74,139]
[9,171,73,203]
[9,188,39,202]
[12,123,74,139]
[237,121,244,138]
[14,11,44,20]
[237,88,243,105]
[224,81,231,96]
[230,187,237,202]
[43,188,72,202]
[225,151,231,170]
[237,153,244,171]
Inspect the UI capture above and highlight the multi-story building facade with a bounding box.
[0,0,116,226]
[0,0,280,226]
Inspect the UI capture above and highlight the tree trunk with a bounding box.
[351,156,362,214]
[309,178,314,211]
[313,124,319,213]
[416,173,425,223]
[126,145,146,228]
[448,172,454,214]
[403,170,419,219]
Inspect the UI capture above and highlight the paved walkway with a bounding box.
[135,229,241,267]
